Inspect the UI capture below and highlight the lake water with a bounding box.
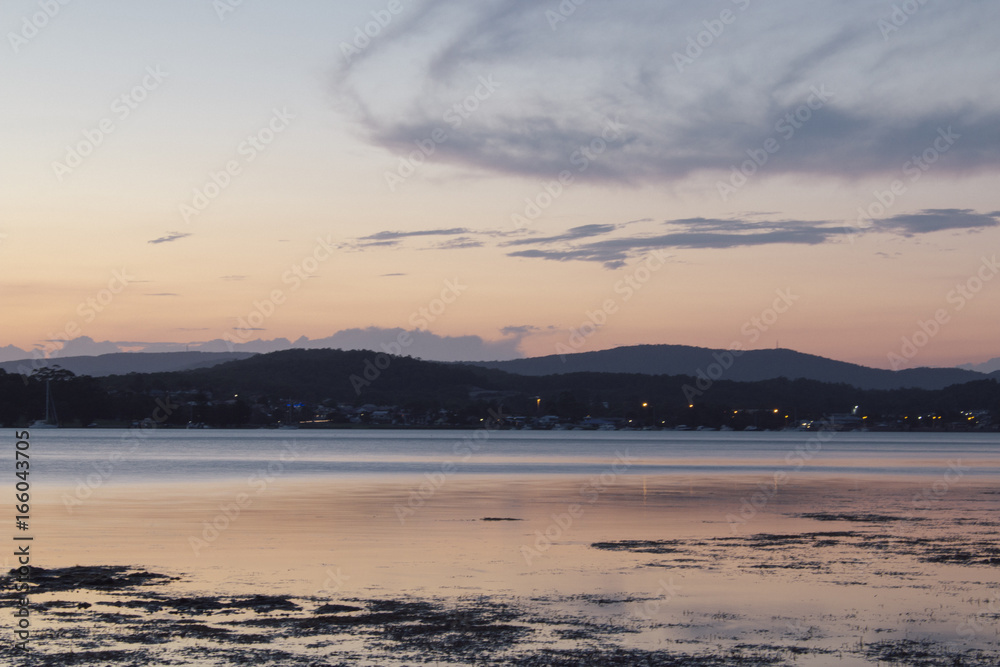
[32,428,1000,486]
[12,429,1000,665]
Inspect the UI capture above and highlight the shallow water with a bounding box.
[7,429,1000,664]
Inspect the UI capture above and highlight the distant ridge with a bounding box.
[466,344,994,391]
[0,351,256,378]
[959,356,1000,374]
[3,345,997,391]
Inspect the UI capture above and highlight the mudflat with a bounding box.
[5,473,1000,665]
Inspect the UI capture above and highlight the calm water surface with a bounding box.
[33,428,1000,486]
[17,428,1000,665]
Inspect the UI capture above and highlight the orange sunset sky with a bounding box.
[2,1,999,370]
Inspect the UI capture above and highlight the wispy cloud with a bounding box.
[347,226,522,251]
[506,217,850,267]
[357,227,472,247]
[338,206,1000,269]
[55,336,121,356]
[501,211,1000,267]
[431,237,483,250]
[355,240,399,249]
[500,324,554,337]
[334,1,1000,186]
[502,223,621,247]
[148,328,526,362]
[148,231,192,245]
[360,227,470,240]
[872,209,1000,236]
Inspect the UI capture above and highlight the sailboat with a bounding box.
[30,380,59,428]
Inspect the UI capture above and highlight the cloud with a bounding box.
[354,240,399,249]
[148,231,192,245]
[502,223,621,247]
[132,338,289,355]
[334,1,1000,186]
[347,226,523,252]
[127,329,527,362]
[360,227,471,241]
[349,223,620,254]
[502,210,1000,267]
[507,217,849,267]
[354,228,473,248]
[341,207,1000,269]
[0,344,30,363]
[959,356,1000,374]
[431,237,483,250]
[300,328,524,361]
[872,209,1000,236]
[54,336,122,357]
[499,324,553,338]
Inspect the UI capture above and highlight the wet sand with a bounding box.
[5,472,1000,665]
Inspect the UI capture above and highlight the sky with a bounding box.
[2,0,999,370]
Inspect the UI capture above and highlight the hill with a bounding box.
[467,345,987,391]
[0,351,256,378]
[99,348,518,404]
[4,348,997,429]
